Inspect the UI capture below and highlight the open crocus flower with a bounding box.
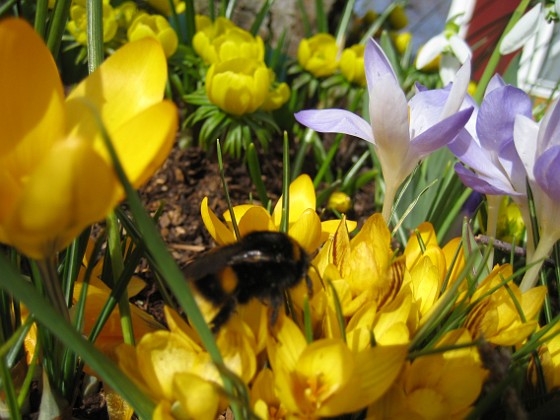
[514,97,560,291]
[267,315,407,418]
[201,174,356,254]
[0,19,177,259]
[295,38,473,221]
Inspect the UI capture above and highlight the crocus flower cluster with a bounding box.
[193,16,290,115]
[117,205,551,418]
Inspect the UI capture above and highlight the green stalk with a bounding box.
[34,0,49,38]
[315,0,327,32]
[106,212,135,345]
[46,0,72,57]
[280,132,290,233]
[217,140,241,240]
[335,0,356,46]
[86,0,104,73]
[473,0,531,103]
[247,143,271,210]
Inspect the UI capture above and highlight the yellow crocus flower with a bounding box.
[268,315,407,418]
[297,33,339,77]
[465,264,547,346]
[0,19,177,259]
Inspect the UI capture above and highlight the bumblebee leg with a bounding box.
[267,292,285,328]
[210,298,236,333]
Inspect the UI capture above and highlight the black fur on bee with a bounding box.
[182,231,311,332]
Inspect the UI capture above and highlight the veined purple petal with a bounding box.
[294,109,374,143]
[369,72,409,151]
[538,98,560,151]
[455,163,521,196]
[477,85,532,154]
[410,107,473,157]
[485,74,506,97]
[497,140,527,194]
[364,38,398,88]
[534,145,560,201]
[408,88,449,137]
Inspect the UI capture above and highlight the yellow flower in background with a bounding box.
[193,22,265,64]
[205,58,270,116]
[327,191,352,213]
[0,19,177,259]
[114,1,139,29]
[67,0,118,45]
[392,31,412,54]
[340,44,366,86]
[388,4,408,30]
[128,13,179,58]
[496,197,525,243]
[261,81,291,112]
[146,0,185,16]
[201,174,356,254]
[268,315,407,418]
[465,264,547,346]
[297,33,339,77]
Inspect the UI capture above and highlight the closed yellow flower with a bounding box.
[297,33,339,77]
[193,23,265,64]
[261,82,291,112]
[340,44,366,86]
[128,13,178,58]
[205,57,270,116]
[0,19,177,259]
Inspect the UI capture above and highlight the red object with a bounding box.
[466,0,518,80]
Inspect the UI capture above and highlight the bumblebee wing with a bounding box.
[182,245,242,280]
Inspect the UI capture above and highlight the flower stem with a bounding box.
[519,231,559,292]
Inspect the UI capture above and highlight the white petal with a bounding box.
[416,35,447,69]
[449,35,472,63]
[441,59,471,119]
[500,4,542,54]
[439,54,461,85]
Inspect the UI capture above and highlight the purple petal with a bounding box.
[455,163,519,196]
[477,85,532,153]
[364,38,398,89]
[485,74,506,97]
[534,145,560,201]
[294,109,374,143]
[410,107,473,157]
[408,87,450,136]
[514,114,540,181]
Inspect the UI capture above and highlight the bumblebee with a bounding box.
[183,231,311,332]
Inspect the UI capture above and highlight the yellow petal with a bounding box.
[109,100,177,188]
[521,286,547,320]
[5,139,116,259]
[67,38,168,134]
[0,18,65,157]
[272,174,316,226]
[200,197,236,245]
[237,206,275,236]
[288,208,322,254]
[173,373,220,419]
